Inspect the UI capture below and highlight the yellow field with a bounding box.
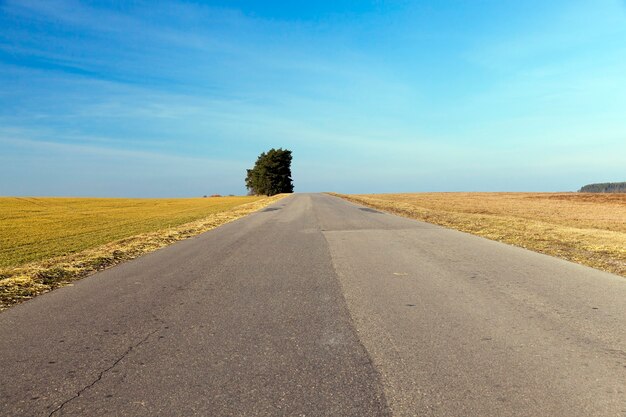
[333,193,626,278]
[0,195,285,310]
[0,196,266,268]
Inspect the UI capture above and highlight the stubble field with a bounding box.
[333,192,626,278]
[0,195,284,310]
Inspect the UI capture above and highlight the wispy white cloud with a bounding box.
[0,129,239,166]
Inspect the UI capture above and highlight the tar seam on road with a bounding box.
[314,206,392,416]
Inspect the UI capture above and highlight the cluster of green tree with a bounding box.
[245,148,294,196]
[579,182,626,193]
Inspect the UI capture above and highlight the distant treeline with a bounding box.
[579,182,626,193]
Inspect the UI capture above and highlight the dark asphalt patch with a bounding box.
[359,207,383,214]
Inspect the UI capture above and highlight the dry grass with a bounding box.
[331,192,626,278]
[0,195,286,310]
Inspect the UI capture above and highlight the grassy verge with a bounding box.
[330,192,626,278]
[0,196,274,268]
[0,195,286,310]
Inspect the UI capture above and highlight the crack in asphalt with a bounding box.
[48,329,160,417]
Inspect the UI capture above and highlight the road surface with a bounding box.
[1,193,625,416]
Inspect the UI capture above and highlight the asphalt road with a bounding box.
[1,193,625,416]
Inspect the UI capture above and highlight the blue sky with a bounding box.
[1,0,625,196]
